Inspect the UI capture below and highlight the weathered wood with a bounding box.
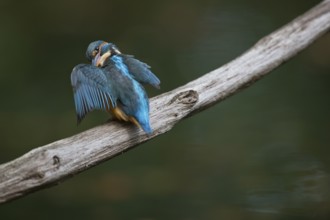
[1,0,329,204]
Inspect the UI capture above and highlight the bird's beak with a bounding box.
[93,42,111,67]
[92,52,100,66]
[95,51,111,67]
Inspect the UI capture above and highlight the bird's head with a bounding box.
[85,40,105,62]
[94,42,121,67]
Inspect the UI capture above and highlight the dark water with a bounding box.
[1,0,329,219]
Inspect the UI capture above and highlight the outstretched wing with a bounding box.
[71,64,116,123]
[121,54,161,89]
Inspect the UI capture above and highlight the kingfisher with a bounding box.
[70,40,160,134]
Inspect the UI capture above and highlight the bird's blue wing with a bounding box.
[121,54,161,89]
[70,64,116,123]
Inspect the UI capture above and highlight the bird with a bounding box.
[70,40,160,134]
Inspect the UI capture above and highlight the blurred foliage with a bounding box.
[0,0,329,219]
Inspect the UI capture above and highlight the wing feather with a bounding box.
[71,64,116,123]
[121,54,161,89]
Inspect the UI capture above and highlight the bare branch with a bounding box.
[1,0,329,204]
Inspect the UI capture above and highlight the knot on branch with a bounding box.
[168,90,199,106]
[53,155,60,169]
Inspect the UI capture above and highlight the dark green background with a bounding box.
[1,0,329,219]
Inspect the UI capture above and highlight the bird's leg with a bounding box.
[106,103,142,130]
[128,116,142,129]
[107,106,129,122]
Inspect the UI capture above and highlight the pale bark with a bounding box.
[1,0,329,204]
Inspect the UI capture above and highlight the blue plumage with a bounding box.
[120,54,160,89]
[71,64,116,123]
[106,55,152,133]
[70,40,160,134]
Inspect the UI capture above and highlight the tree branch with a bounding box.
[1,0,329,204]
